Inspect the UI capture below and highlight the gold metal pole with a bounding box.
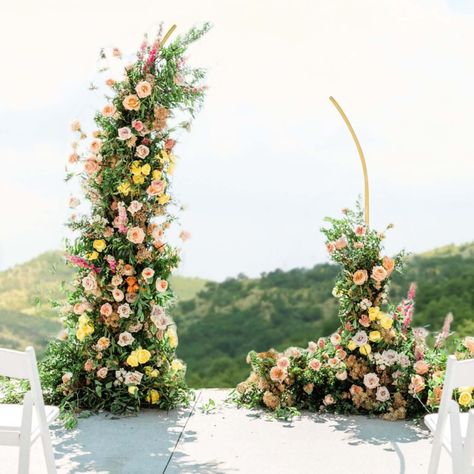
[161,24,177,47]
[329,96,370,227]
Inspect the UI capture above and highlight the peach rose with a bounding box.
[142,267,155,280]
[383,256,395,274]
[135,144,150,159]
[335,236,348,250]
[309,359,322,371]
[414,360,430,375]
[277,357,289,369]
[371,265,388,283]
[70,120,81,132]
[84,359,94,372]
[463,336,474,355]
[96,337,110,351]
[127,226,145,244]
[269,366,287,382]
[112,288,124,302]
[323,394,335,406]
[69,197,80,209]
[68,153,79,164]
[263,391,280,410]
[326,242,336,254]
[90,139,102,153]
[354,225,366,236]
[105,78,115,87]
[62,372,73,384]
[354,242,364,249]
[359,315,371,327]
[353,269,368,286]
[135,81,152,98]
[123,264,135,276]
[96,367,108,379]
[102,104,116,117]
[84,159,99,175]
[146,180,166,196]
[123,94,140,111]
[179,230,191,241]
[100,303,113,317]
[155,279,168,293]
[410,375,425,394]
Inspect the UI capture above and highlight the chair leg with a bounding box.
[41,430,57,474]
[18,392,33,474]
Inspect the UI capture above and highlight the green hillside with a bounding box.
[0,251,208,356]
[175,242,474,387]
[1,244,473,387]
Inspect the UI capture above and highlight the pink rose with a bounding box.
[90,139,102,153]
[135,144,150,159]
[127,200,143,215]
[326,242,336,254]
[62,372,73,384]
[359,315,371,327]
[363,373,380,390]
[277,357,289,369]
[132,120,144,131]
[118,127,132,140]
[179,230,191,241]
[309,359,321,371]
[376,386,390,402]
[117,331,134,347]
[96,367,108,379]
[84,359,94,372]
[155,279,168,293]
[354,225,366,236]
[117,303,132,319]
[146,180,166,196]
[335,236,348,250]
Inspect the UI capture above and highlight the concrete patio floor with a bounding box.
[1,389,451,474]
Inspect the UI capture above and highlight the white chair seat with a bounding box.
[425,413,470,455]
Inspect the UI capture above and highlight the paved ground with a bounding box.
[1,389,452,474]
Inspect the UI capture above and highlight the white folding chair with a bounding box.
[0,346,59,473]
[425,355,474,474]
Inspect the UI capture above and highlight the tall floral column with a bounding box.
[42,24,210,416]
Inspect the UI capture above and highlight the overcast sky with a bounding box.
[0,0,473,280]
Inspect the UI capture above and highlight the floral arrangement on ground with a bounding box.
[235,205,474,420]
[38,23,210,423]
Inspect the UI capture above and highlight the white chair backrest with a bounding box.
[0,346,47,411]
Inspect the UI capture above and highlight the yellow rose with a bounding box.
[167,163,175,175]
[459,391,472,407]
[171,360,184,372]
[137,348,151,364]
[93,239,106,252]
[369,331,381,342]
[132,174,145,184]
[117,182,131,196]
[141,164,151,175]
[347,340,357,351]
[131,161,142,175]
[76,328,86,341]
[380,316,393,330]
[368,307,380,321]
[128,385,138,395]
[158,194,171,205]
[152,170,162,180]
[359,344,371,356]
[127,353,139,367]
[83,323,94,336]
[167,329,178,348]
[160,150,170,163]
[88,251,99,261]
[150,369,159,378]
[147,389,160,405]
[458,386,473,393]
[78,314,90,325]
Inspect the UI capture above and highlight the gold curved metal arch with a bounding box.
[329,96,370,227]
[162,24,177,47]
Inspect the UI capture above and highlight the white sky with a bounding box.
[0,0,473,280]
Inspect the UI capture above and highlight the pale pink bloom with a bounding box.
[112,47,121,57]
[354,242,364,249]
[124,371,143,385]
[179,230,191,241]
[73,302,87,315]
[117,303,132,319]
[151,305,165,318]
[412,327,429,340]
[155,279,168,293]
[82,275,97,292]
[323,394,335,406]
[102,227,113,239]
[84,359,94,372]
[100,303,113,317]
[135,80,152,98]
[376,386,390,402]
[269,366,287,383]
[336,370,347,381]
[127,227,145,244]
[62,372,73,384]
[309,359,322,371]
[126,292,138,304]
[128,200,143,215]
[135,144,150,159]
[118,127,133,140]
[317,337,326,349]
[142,267,155,280]
[111,275,123,287]
[363,373,380,390]
[128,322,143,333]
[382,350,399,366]
[328,357,340,368]
[112,288,124,302]
[117,331,134,347]
[70,120,81,132]
[355,225,366,236]
[132,120,144,131]
[285,347,302,358]
[151,226,164,240]
[335,236,348,250]
[352,330,368,347]
[102,104,116,117]
[96,367,108,379]
[146,180,166,196]
[413,360,430,375]
[330,333,341,346]
[84,159,99,175]
[90,139,102,153]
[371,265,388,283]
[359,315,371,327]
[307,341,317,354]
[151,311,169,330]
[69,197,80,208]
[326,242,336,253]
[335,349,347,360]
[399,354,411,368]
[277,357,289,369]
[359,298,372,310]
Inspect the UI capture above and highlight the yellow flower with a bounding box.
[458,386,474,393]
[167,163,175,175]
[459,391,472,407]
[76,328,86,341]
[117,182,131,196]
[158,194,171,205]
[380,316,393,330]
[137,348,151,364]
[128,386,138,395]
[150,369,159,378]
[93,239,106,252]
[132,174,145,184]
[127,353,139,367]
[369,331,381,342]
[359,344,371,356]
[88,251,99,261]
[152,170,162,180]
[147,389,160,405]
[160,150,170,163]
[167,329,178,348]
[171,359,184,372]
[130,161,142,175]
[141,164,151,175]
[368,307,380,321]
[78,314,90,325]
[347,340,357,351]
[82,323,94,337]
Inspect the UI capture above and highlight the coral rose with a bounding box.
[127,226,145,244]
[353,269,368,285]
[122,94,140,111]
[382,256,395,274]
[146,180,166,196]
[135,81,152,98]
